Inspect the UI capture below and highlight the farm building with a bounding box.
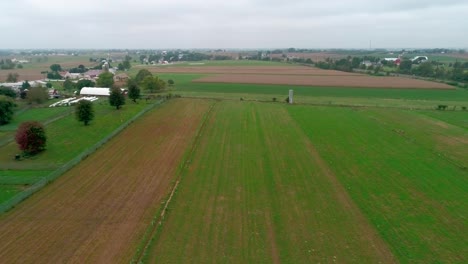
[80,87,110,96]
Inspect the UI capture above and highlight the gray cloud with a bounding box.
[1,0,467,49]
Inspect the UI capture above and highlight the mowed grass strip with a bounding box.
[288,106,468,263]
[145,101,395,263]
[0,99,212,263]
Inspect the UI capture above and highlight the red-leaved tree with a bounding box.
[15,121,47,155]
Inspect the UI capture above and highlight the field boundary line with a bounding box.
[131,100,217,264]
[0,99,166,214]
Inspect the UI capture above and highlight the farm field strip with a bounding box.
[193,74,453,89]
[288,106,468,263]
[145,101,395,263]
[0,99,212,263]
[147,65,360,76]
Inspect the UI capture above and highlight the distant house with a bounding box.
[361,61,373,67]
[84,70,102,79]
[61,72,82,79]
[79,87,110,96]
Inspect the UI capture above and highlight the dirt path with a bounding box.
[0,99,211,263]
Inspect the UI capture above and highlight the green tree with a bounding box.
[6,72,19,82]
[142,76,166,93]
[109,87,125,109]
[399,60,412,74]
[46,82,53,88]
[96,72,114,87]
[414,62,434,77]
[22,81,31,89]
[63,79,75,90]
[75,100,94,126]
[127,79,140,103]
[50,64,62,72]
[27,86,49,104]
[117,63,125,71]
[134,69,152,84]
[47,72,62,79]
[123,55,132,70]
[15,121,47,155]
[76,79,95,93]
[0,87,17,98]
[0,95,16,125]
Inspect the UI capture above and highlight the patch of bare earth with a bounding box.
[194,74,454,89]
[0,69,44,82]
[0,99,211,263]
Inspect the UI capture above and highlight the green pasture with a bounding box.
[0,186,21,204]
[289,106,467,263]
[0,106,72,132]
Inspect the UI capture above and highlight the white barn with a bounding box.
[80,87,110,96]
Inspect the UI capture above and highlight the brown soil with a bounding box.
[146,66,360,76]
[194,74,454,89]
[0,99,211,263]
[0,69,45,82]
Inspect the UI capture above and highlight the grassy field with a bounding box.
[137,100,467,263]
[0,106,72,132]
[289,106,467,263]
[144,101,396,263]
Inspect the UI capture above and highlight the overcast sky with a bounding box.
[1,0,467,49]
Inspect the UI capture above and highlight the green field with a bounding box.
[139,100,467,263]
[0,106,72,132]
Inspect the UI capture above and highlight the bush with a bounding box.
[462,106,467,111]
[0,95,16,125]
[0,87,16,98]
[168,79,175,86]
[15,121,47,155]
[272,97,277,102]
[437,105,448,110]
[26,86,49,104]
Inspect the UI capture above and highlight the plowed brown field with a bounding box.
[0,70,45,82]
[0,99,211,263]
[146,66,359,76]
[194,74,454,89]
